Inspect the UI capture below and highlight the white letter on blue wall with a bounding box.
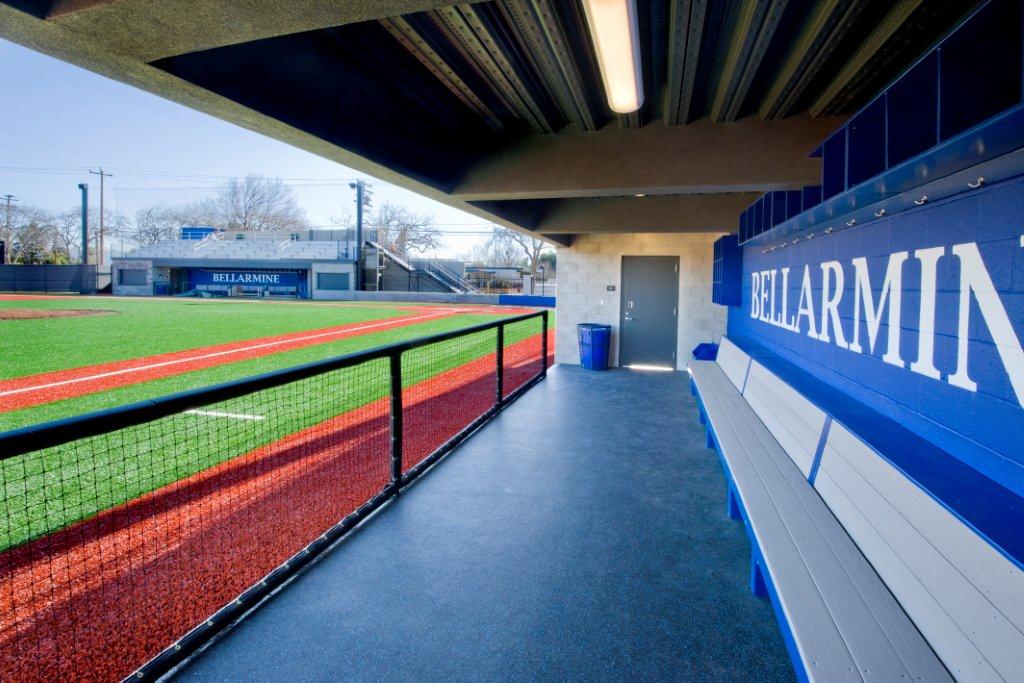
[910,246,944,380]
[948,242,1024,406]
[759,270,771,322]
[751,272,761,319]
[778,268,791,329]
[850,252,907,367]
[794,265,817,338]
[818,261,849,349]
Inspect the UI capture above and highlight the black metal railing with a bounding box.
[0,310,549,682]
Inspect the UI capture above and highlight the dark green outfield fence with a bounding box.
[0,264,102,293]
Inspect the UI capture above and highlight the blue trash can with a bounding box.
[578,323,611,371]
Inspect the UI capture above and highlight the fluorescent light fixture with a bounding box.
[625,363,675,372]
[581,0,644,114]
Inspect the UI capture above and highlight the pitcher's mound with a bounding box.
[0,309,117,320]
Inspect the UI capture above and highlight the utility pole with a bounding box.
[78,184,89,265]
[2,194,15,265]
[348,180,372,291]
[89,168,113,266]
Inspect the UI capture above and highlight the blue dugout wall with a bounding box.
[728,179,1024,497]
[722,0,1024,503]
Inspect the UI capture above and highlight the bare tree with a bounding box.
[369,202,441,255]
[52,209,82,261]
[89,207,129,262]
[5,204,56,263]
[328,207,354,230]
[211,174,309,231]
[12,219,53,264]
[464,235,519,267]
[487,226,547,275]
[133,204,186,245]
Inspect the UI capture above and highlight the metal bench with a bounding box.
[689,337,956,681]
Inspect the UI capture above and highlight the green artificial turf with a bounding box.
[0,297,410,378]
[0,297,552,551]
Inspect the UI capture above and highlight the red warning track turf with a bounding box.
[0,330,552,682]
[0,294,73,301]
[0,308,467,413]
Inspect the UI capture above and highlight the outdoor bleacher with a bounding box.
[126,236,350,262]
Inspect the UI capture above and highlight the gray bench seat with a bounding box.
[689,347,951,681]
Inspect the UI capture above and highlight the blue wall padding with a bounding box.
[499,294,555,307]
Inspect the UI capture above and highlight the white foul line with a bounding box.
[185,409,265,421]
[0,310,459,399]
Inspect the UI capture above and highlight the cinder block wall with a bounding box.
[110,259,154,296]
[555,233,727,369]
[311,262,357,299]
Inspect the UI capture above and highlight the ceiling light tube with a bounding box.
[581,0,644,114]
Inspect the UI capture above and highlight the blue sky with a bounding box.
[0,38,494,256]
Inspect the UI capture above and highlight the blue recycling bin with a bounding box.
[578,323,611,371]
[692,342,719,361]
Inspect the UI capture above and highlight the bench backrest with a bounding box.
[814,422,1024,681]
[715,336,750,391]
[741,361,827,478]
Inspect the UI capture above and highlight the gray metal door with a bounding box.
[619,256,679,367]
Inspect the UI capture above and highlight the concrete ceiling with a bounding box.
[0,0,978,246]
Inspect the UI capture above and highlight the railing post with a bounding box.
[496,323,505,406]
[541,310,549,377]
[389,352,403,492]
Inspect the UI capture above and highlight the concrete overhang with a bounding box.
[451,116,842,201]
[530,193,761,234]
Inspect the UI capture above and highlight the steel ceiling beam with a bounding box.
[757,0,866,120]
[710,0,789,122]
[379,16,505,132]
[809,0,926,117]
[665,0,708,125]
[618,111,642,130]
[499,0,597,132]
[433,5,554,134]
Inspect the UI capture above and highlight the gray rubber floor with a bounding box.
[174,365,793,682]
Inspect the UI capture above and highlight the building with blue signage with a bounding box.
[6,0,1024,680]
[110,228,478,299]
[111,229,357,299]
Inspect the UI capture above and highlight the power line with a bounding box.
[0,140,81,166]
[0,166,91,173]
[0,166,361,184]
[0,123,128,166]
[112,182,356,190]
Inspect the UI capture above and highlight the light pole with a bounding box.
[78,184,89,265]
[349,180,364,291]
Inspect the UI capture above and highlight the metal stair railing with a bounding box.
[424,261,481,293]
